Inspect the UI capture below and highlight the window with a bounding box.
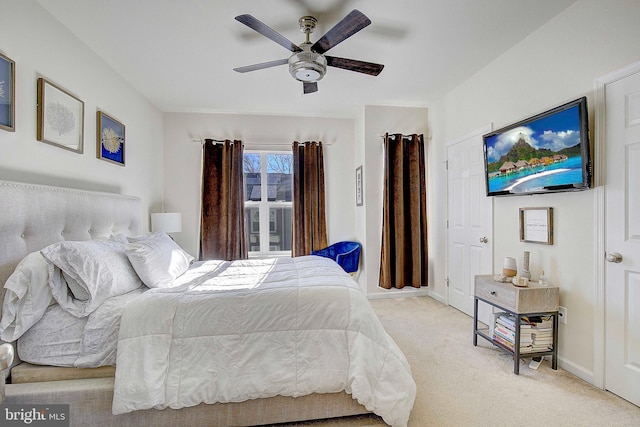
[243,151,293,256]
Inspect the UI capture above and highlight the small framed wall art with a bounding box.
[37,77,84,153]
[355,165,363,206]
[0,52,15,132]
[519,207,553,244]
[97,110,125,166]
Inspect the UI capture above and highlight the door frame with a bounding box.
[445,124,493,309]
[593,58,640,390]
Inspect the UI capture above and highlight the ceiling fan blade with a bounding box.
[235,14,302,52]
[326,56,384,76]
[233,58,289,73]
[311,9,371,54]
[303,82,318,94]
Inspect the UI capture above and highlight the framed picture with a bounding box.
[97,110,125,165]
[37,78,84,153]
[519,207,553,244]
[355,165,363,206]
[0,52,15,132]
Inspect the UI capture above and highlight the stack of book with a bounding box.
[521,315,553,353]
[492,313,553,353]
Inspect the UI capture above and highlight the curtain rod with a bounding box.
[191,138,234,144]
[378,133,432,140]
[378,133,422,138]
[189,139,331,146]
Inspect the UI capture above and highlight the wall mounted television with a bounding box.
[483,96,592,197]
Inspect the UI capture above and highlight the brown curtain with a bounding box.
[200,139,247,261]
[379,133,428,289]
[292,141,328,256]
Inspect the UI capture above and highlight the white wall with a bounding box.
[162,112,356,262]
[429,0,640,382]
[0,0,163,224]
[353,112,367,289]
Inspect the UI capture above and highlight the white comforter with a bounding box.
[112,256,416,427]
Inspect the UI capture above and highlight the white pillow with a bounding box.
[124,232,194,288]
[0,251,55,341]
[40,239,143,317]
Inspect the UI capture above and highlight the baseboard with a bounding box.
[426,289,446,304]
[367,288,430,300]
[557,355,597,387]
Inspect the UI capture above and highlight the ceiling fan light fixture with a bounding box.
[295,68,321,82]
[288,49,326,82]
[234,10,383,93]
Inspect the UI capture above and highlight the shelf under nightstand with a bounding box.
[473,274,560,374]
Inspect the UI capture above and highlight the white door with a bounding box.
[605,68,640,406]
[447,126,493,316]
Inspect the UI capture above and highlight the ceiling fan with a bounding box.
[233,9,384,94]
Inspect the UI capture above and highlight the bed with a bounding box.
[0,180,416,426]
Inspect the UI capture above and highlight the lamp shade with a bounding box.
[151,213,182,233]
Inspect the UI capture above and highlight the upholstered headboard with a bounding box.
[0,180,142,318]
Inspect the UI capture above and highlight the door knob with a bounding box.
[606,252,623,263]
[479,236,488,243]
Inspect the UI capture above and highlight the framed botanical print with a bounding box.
[0,52,15,132]
[37,77,84,152]
[97,110,125,166]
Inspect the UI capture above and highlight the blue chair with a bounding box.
[311,241,361,274]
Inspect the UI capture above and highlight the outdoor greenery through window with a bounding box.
[243,151,293,256]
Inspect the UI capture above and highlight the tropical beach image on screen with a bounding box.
[484,102,587,195]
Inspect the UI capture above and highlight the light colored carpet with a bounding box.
[270,296,640,427]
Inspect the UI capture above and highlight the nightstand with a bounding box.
[473,274,560,374]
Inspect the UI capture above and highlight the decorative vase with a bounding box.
[539,269,548,286]
[522,251,531,279]
[503,257,517,277]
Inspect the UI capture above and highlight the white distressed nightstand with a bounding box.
[473,274,560,374]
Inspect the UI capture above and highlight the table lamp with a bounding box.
[151,213,182,234]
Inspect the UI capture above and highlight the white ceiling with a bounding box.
[36,0,577,118]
